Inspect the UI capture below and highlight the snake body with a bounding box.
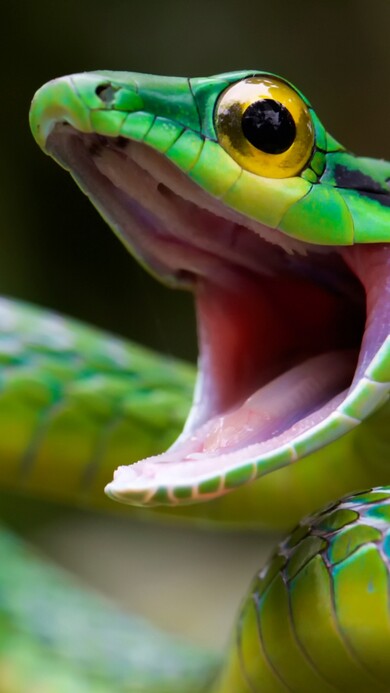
[0,69,389,691]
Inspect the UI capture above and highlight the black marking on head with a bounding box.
[362,192,390,208]
[334,164,390,208]
[334,164,387,194]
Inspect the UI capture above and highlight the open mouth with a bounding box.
[46,125,390,505]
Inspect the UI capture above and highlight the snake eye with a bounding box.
[215,76,315,178]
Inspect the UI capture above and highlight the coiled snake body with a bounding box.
[0,69,389,691]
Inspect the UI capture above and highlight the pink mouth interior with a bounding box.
[45,126,389,473]
[184,272,359,454]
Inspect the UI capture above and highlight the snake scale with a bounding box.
[0,68,389,691]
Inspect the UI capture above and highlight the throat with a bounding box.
[177,269,363,453]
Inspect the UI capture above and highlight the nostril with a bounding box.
[95,83,117,104]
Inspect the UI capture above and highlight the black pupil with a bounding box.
[241,99,296,154]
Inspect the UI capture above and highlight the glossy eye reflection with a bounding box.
[215,76,315,179]
[242,99,296,154]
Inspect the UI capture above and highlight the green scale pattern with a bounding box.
[1,68,387,691]
[0,297,193,509]
[216,488,390,692]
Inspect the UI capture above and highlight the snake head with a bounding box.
[30,71,390,521]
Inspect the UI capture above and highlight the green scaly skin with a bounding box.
[0,297,193,513]
[0,69,388,690]
[29,70,390,524]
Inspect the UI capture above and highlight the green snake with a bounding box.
[0,68,389,691]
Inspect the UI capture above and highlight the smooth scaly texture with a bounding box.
[0,69,388,690]
[214,488,390,693]
[29,70,390,514]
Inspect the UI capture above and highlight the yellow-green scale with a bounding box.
[332,544,390,686]
[289,554,385,691]
[259,573,336,692]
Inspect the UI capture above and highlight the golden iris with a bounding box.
[215,76,315,179]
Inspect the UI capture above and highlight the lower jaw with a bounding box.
[107,404,390,530]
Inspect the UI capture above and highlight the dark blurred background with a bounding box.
[3,0,390,363]
[0,0,389,648]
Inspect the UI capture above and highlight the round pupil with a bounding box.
[241,99,296,155]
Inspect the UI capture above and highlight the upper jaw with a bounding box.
[45,126,390,506]
[47,124,318,281]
